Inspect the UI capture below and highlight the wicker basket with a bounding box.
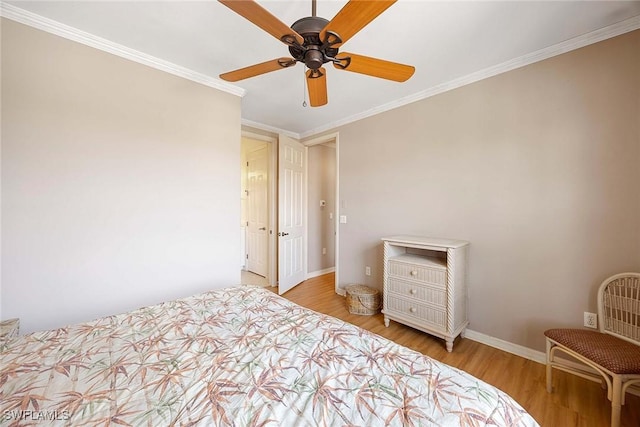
[345,284,381,315]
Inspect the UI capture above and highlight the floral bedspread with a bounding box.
[1,287,539,426]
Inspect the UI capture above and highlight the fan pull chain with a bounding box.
[302,69,308,107]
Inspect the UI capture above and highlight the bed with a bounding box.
[1,286,538,426]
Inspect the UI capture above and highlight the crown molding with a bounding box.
[3,2,638,138]
[300,14,640,139]
[241,130,277,143]
[241,119,301,140]
[0,2,246,98]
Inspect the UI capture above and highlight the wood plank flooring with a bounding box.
[272,273,640,427]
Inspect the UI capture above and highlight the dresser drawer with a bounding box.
[385,296,446,329]
[388,278,446,307]
[388,257,446,285]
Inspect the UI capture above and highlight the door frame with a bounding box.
[242,130,278,286]
[242,129,340,292]
[302,132,340,294]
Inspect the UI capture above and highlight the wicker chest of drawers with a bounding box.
[382,235,469,352]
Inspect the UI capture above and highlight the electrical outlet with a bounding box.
[365,266,371,276]
[584,312,597,329]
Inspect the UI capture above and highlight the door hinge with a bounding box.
[246,161,249,167]
[246,254,249,259]
[246,221,249,226]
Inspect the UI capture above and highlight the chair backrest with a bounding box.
[597,272,640,345]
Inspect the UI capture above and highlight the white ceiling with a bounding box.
[5,1,640,137]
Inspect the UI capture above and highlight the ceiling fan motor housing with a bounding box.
[288,16,339,70]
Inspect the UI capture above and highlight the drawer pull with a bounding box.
[410,270,418,276]
[409,289,417,295]
[409,307,417,313]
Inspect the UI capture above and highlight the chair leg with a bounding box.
[545,338,553,393]
[611,375,622,427]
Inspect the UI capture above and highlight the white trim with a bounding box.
[306,267,336,280]
[299,15,640,139]
[242,130,277,144]
[0,3,245,98]
[464,329,547,364]
[242,119,300,140]
[303,132,340,147]
[333,133,340,295]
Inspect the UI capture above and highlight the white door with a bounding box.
[247,146,269,277]
[278,135,306,294]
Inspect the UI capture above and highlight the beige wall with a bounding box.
[334,30,640,351]
[1,19,242,333]
[307,144,336,273]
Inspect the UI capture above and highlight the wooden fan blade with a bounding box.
[220,58,296,82]
[306,68,328,107]
[219,0,304,45]
[320,0,396,47]
[333,53,414,82]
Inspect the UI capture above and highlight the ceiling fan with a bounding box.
[218,0,415,107]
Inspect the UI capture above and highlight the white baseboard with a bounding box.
[306,267,335,280]
[464,329,547,364]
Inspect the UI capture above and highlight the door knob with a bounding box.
[259,227,266,230]
[278,232,289,237]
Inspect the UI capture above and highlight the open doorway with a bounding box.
[240,134,275,287]
[307,142,336,277]
[304,132,339,293]
[239,130,340,294]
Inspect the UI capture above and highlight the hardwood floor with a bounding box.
[273,273,640,427]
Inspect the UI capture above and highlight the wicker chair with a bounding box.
[544,272,640,427]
